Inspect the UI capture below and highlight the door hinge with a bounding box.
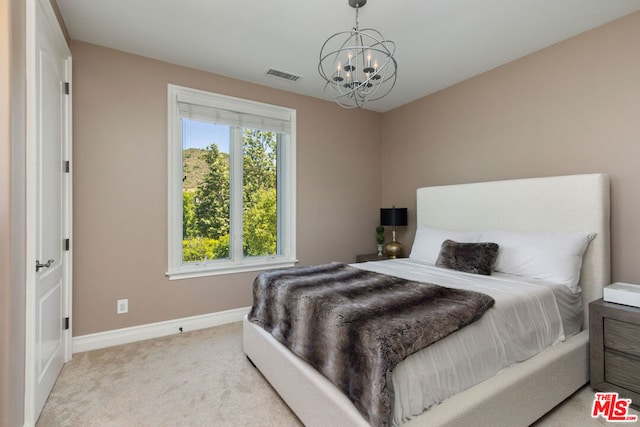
[63,82,70,95]
[64,238,70,251]
[64,317,70,330]
[64,160,70,173]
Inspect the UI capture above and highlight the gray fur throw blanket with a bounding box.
[248,262,495,427]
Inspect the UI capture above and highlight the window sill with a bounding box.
[166,258,298,280]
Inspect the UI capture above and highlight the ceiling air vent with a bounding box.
[265,68,302,83]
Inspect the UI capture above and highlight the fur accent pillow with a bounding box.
[436,239,499,275]
[409,224,481,264]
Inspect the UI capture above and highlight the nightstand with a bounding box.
[590,298,640,409]
[355,253,391,263]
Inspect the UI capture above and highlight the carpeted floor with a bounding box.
[37,322,301,427]
[37,322,638,426]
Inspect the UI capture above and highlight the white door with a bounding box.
[27,0,72,421]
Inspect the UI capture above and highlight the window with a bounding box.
[167,85,296,279]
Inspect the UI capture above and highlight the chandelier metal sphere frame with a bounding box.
[318,0,397,109]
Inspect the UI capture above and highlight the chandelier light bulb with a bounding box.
[364,51,374,73]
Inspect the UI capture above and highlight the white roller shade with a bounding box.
[177,94,292,134]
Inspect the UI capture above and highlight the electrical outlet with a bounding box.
[117,298,128,314]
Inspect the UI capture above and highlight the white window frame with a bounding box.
[167,84,297,279]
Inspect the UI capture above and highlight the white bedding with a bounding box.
[353,258,583,426]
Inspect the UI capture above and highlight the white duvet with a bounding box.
[353,258,583,426]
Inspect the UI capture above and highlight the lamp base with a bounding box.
[384,240,403,259]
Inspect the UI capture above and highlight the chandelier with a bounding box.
[318,0,397,109]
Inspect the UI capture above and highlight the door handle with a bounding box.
[36,259,55,272]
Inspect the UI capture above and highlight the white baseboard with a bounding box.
[72,306,250,354]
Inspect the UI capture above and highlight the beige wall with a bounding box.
[381,11,640,284]
[1,0,27,425]
[71,42,382,336]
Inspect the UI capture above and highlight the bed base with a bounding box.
[243,315,589,426]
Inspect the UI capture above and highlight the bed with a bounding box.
[243,173,611,426]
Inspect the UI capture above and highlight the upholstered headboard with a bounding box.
[416,173,611,327]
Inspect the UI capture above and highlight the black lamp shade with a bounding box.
[380,207,408,227]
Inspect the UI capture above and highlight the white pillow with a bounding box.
[481,230,596,291]
[410,224,481,265]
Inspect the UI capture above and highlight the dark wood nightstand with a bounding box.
[590,298,640,409]
[355,253,391,263]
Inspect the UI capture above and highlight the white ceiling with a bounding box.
[56,0,640,112]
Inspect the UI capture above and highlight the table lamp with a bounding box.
[380,206,408,258]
